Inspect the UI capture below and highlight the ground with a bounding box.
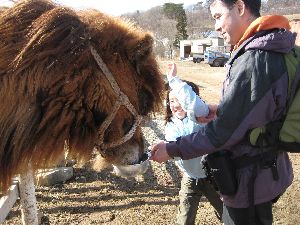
[3,60,300,225]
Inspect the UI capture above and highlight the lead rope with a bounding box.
[89,45,143,152]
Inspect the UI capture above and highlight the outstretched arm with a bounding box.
[149,140,171,163]
[151,51,288,162]
[167,62,177,78]
[167,63,209,119]
[197,104,218,123]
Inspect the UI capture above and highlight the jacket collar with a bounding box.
[234,15,291,51]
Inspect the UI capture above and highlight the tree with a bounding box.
[123,7,177,58]
[163,3,188,48]
[262,0,300,15]
[186,3,214,39]
[123,1,299,59]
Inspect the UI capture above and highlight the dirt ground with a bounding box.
[4,60,300,225]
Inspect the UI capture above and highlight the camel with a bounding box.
[0,0,164,192]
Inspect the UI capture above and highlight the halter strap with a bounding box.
[89,46,143,153]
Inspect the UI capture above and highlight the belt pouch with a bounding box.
[206,150,237,195]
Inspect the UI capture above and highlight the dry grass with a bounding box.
[285,14,300,21]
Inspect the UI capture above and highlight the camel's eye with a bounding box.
[138,88,153,115]
[123,116,134,134]
[93,110,107,127]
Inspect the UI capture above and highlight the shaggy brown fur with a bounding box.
[0,0,164,192]
[0,7,8,14]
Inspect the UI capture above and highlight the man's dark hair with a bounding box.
[211,0,261,17]
[164,80,200,123]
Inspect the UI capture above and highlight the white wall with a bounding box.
[180,37,228,59]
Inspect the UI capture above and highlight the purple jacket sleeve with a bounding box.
[166,50,288,160]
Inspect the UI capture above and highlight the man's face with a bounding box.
[210,0,245,45]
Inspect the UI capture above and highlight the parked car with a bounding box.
[192,53,204,63]
[204,50,230,67]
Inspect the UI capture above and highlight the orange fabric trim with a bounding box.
[234,15,291,50]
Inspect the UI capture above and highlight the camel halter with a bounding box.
[90,45,143,153]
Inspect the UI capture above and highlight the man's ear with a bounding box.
[127,33,153,63]
[236,0,246,16]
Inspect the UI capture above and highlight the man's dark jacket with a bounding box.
[166,28,296,208]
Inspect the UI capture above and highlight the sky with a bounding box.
[0,0,202,15]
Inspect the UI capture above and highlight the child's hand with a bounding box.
[196,104,218,123]
[167,63,177,78]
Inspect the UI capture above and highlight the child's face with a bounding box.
[169,92,187,120]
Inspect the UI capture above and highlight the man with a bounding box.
[150,0,296,224]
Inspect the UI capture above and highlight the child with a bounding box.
[165,63,222,225]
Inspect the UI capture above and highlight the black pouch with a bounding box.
[205,150,237,196]
[202,156,219,191]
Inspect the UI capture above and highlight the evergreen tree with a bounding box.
[163,3,188,48]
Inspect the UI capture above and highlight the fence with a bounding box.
[0,167,39,225]
[0,179,19,223]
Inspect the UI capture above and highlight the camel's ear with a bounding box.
[127,33,154,62]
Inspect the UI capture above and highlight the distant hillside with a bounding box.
[123,1,299,57]
[262,1,299,16]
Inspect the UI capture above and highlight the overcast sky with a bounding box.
[0,0,202,15]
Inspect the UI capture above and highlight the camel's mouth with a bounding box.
[112,152,151,177]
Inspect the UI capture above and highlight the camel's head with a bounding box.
[77,10,164,168]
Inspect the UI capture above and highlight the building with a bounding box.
[179,36,231,59]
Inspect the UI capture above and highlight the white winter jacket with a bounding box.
[165,76,208,179]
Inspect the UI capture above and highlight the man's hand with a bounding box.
[149,140,171,163]
[197,104,218,123]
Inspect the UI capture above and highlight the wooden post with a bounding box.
[0,179,19,224]
[19,165,39,225]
